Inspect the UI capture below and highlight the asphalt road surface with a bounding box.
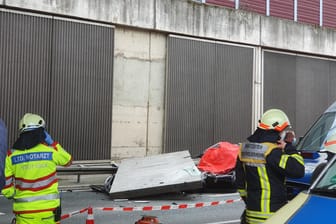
[0,190,244,224]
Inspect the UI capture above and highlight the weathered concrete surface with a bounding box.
[155,0,260,45]
[146,33,166,156]
[3,0,336,57]
[112,28,165,159]
[3,0,155,29]
[261,16,336,57]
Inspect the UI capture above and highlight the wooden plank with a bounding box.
[109,151,203,198]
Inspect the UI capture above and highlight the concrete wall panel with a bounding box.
[113,57,150,106]
[114,28,150,60]
[112,105,147,147]
[112,28,150,159]
[4,0,155,28]
[261,16,336,57]
[148,63,165,145]
[112,146,147,159]
[112,57,149,159]
[147,106,164,149]
[155,0,260,45]
[113,28,150,106]
[149,33,166,63]
[147,33,165,156]
[112,28,165,159]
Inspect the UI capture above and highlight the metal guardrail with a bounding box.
[57,166,118,175]
[56,164,118,183]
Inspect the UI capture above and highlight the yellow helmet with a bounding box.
[324,132,336,153]
[19,113,46,133]
[258,109,290,132]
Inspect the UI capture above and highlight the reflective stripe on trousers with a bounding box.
[246,209,274,224]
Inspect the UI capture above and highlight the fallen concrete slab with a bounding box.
[108,151,203,198]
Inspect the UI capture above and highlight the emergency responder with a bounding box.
[235,109,304,224]
[1,113,72,224]
[0,118,7,191]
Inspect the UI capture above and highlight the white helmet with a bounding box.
[19,113,46,133]
[258,109,290,132]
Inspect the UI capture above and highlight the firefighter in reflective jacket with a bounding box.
[2,113,72,224]
[235,109,304,224]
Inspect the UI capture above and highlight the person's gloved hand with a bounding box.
[44,131,54,145]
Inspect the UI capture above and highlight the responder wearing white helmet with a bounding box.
[236,108,304,224]
[2,113,72,224]
[19,113,46,133]
[258,108,290,132]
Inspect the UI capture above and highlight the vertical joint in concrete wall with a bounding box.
[146,32,152,156]
[252,47,263,132]
[320,0,323,26]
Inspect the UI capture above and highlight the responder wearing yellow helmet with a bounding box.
[235,109,305,224]
[1,113,72,224]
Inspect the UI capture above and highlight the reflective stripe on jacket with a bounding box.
[2,143,72,214]
[236,142,304,223]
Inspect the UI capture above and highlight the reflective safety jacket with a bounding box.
[2,142,72,214]
[235,131,304,224]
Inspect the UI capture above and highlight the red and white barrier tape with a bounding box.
[61,198,242,220]
[61,207,89,220]
[97,198,242,212]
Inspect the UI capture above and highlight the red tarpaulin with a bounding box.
[198,142,239,174]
